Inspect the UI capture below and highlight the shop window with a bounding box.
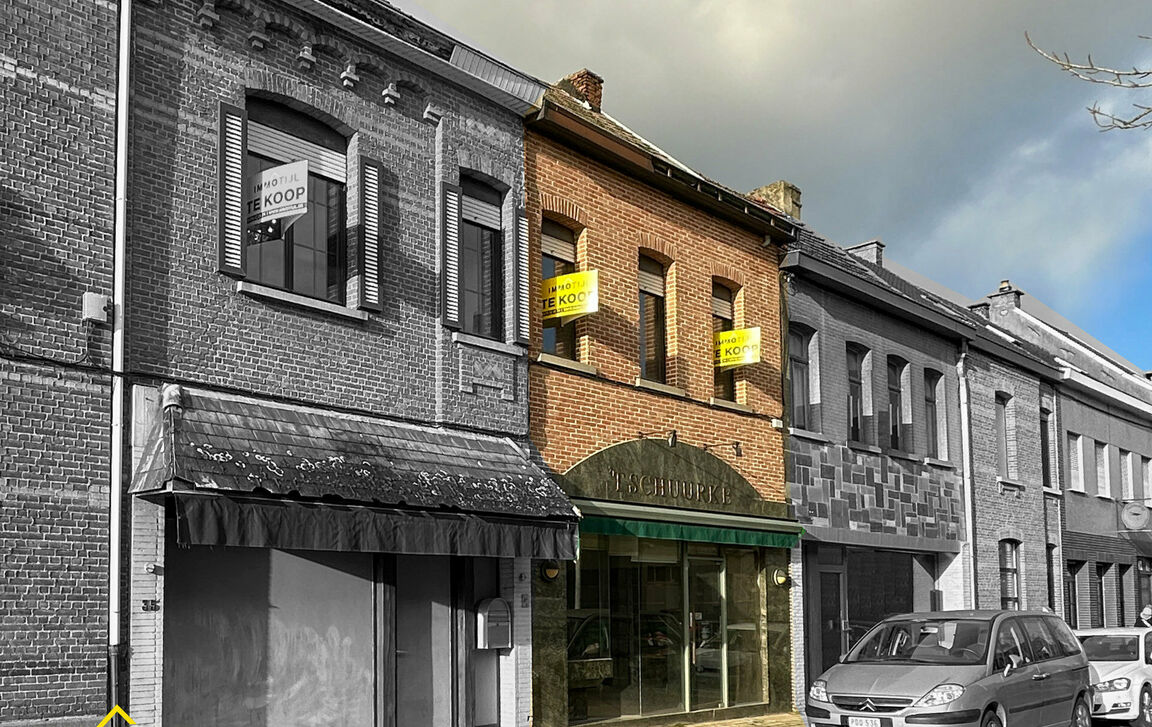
[541,219,577,359]
[1068,433,1084,492]
[459,176,505,340]
[638,255,667,383]
[789,325,814,430]
[924,369,943,458]
[994,393,1012,479]
[243,99,348,304]
[712,281,736,401]
[846,343,869,444]
[1096,441,1111,498]
[886,356,907,450]
[999,540,1020,610]
[1040,409,1053,488]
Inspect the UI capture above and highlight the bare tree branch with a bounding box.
[1026,31,1152,88]
[1088,102,1152,131]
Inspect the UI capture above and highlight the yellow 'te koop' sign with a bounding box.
[542,270,599,324]
[714,327,761,370]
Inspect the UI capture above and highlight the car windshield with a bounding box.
[846,618,991,665]
[1079,635,1139,662]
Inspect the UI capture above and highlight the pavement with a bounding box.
[670,713,807,727]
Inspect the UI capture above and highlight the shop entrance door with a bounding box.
[687,558,724,711]
[817,567,848,675]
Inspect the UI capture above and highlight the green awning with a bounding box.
[580,515,801,549]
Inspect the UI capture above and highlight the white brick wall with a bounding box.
[499,557,532,726]
[789,546,805,716]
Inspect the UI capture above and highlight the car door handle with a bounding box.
[1031,673,1050,681]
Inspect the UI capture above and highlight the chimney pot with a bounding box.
[999,279,1012,292]
[560,69,604,112]
[748,180,802,220]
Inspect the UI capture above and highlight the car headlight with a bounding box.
[1095,677,1132,692]
[917,684,965,707]
[809,679,829,703]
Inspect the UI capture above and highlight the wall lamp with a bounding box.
[702,441,743,458]
[638,429,677,447]
[540,560,562,582]
[772,568,792,588]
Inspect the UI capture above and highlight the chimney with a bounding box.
[987,279,1023,309]
[846,239,885,267]
[748,180,802,220]
[559,69,604,112]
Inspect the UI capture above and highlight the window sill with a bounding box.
[236,281,368,321]
[1042,486,1063,498]
[708,397,754,414]
[882,448,924,465]
[1096,493,1115,501]
[536,352,599,377]
[634,378,688,399]
[847,441,882,455]
[926,457,957,470]
[452,332,525,357]
[998,478,1027,497]
[788,427,833,444]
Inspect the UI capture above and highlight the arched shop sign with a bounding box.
[560,438,790,521]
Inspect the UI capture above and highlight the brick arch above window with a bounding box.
[539,193,587,227]
[455,149,517,193]
[709,262,747,289]
[243,72,360,134]
[637,232,676,263]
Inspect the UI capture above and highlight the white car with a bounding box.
[1075,627,1152,725]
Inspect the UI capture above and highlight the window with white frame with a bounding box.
[1122,449,1135,501]
[459,176,505,340]
[1068,433,1084,492]
[1096,442,1111,498]
[1145,456,1152,505]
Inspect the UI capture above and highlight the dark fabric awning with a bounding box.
[174,492,578,559]
[132,385,580,558]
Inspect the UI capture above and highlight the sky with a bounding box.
[393,0,1152,369]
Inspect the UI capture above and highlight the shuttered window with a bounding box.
[712,281,735,401]
[217,103,247,276]
[638,255,666,383]
[541,220,576,358]
[441,183,462,328]
[457,176,504,340]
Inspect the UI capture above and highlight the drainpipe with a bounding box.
[109,0,133,707]
[957,340,978,608]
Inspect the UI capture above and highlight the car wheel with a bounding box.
[981,709,1003,727]
[1137,685,1152,727]
[1071,695,1091,727]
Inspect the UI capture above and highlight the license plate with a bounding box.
[846,718,881,727]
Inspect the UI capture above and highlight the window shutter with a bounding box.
[358,158,383,312]
[218,103,247,277]
[514,208,531,345]
[441,182,462,329]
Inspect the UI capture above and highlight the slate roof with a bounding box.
[131,387,579,520]
[789,227,1060,371]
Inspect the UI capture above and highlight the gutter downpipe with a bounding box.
[957,340,978,608]
[109,0,133,708]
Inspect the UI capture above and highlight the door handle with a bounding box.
[1031,673,1050,681]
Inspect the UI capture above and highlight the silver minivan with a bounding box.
[806,610,1092,727]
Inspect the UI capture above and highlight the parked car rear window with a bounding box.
[847,619,991,665]
[1079,635,1139,662]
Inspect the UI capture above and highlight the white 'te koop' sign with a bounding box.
[246,160,309,230]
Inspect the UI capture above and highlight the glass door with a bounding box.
[687,558,724,711]
[818,569,848,674]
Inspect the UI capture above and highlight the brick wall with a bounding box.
[127,0,529,434]
[1,0,118,721]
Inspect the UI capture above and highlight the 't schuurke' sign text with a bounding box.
[607,468,733,505]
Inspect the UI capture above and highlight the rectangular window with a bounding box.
[1145,457,1152,504]
[886,358,905,451]
[1000,540,1020,610]
[541,219,577,359]
[638,256,666,383]
[789,329,811,430]
[924,370,941,459]
[459,178,504,340]
[846,345,866,443]
[1097,442,1111,498]
[1040,410,1052,489]
[1094,563,1108,628]
[1119,564,1130,627]
[995,394,1010,480]
[1065,562,1080,628]
[1069,433,1084,492]
[1122,450,1135,501]
[712,282,735,401]
[1046,544,1057,611]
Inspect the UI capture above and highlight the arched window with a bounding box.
[541,219,577,359]
[846,343,869,444]
[995,392,1013,480]
[1000,540,1021,610]
[789,325,814,430]
[712,281,736,401]
[638,255,666,383]
[245,98,348,303]
[886,356,907,450]
[924,369,944,458]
